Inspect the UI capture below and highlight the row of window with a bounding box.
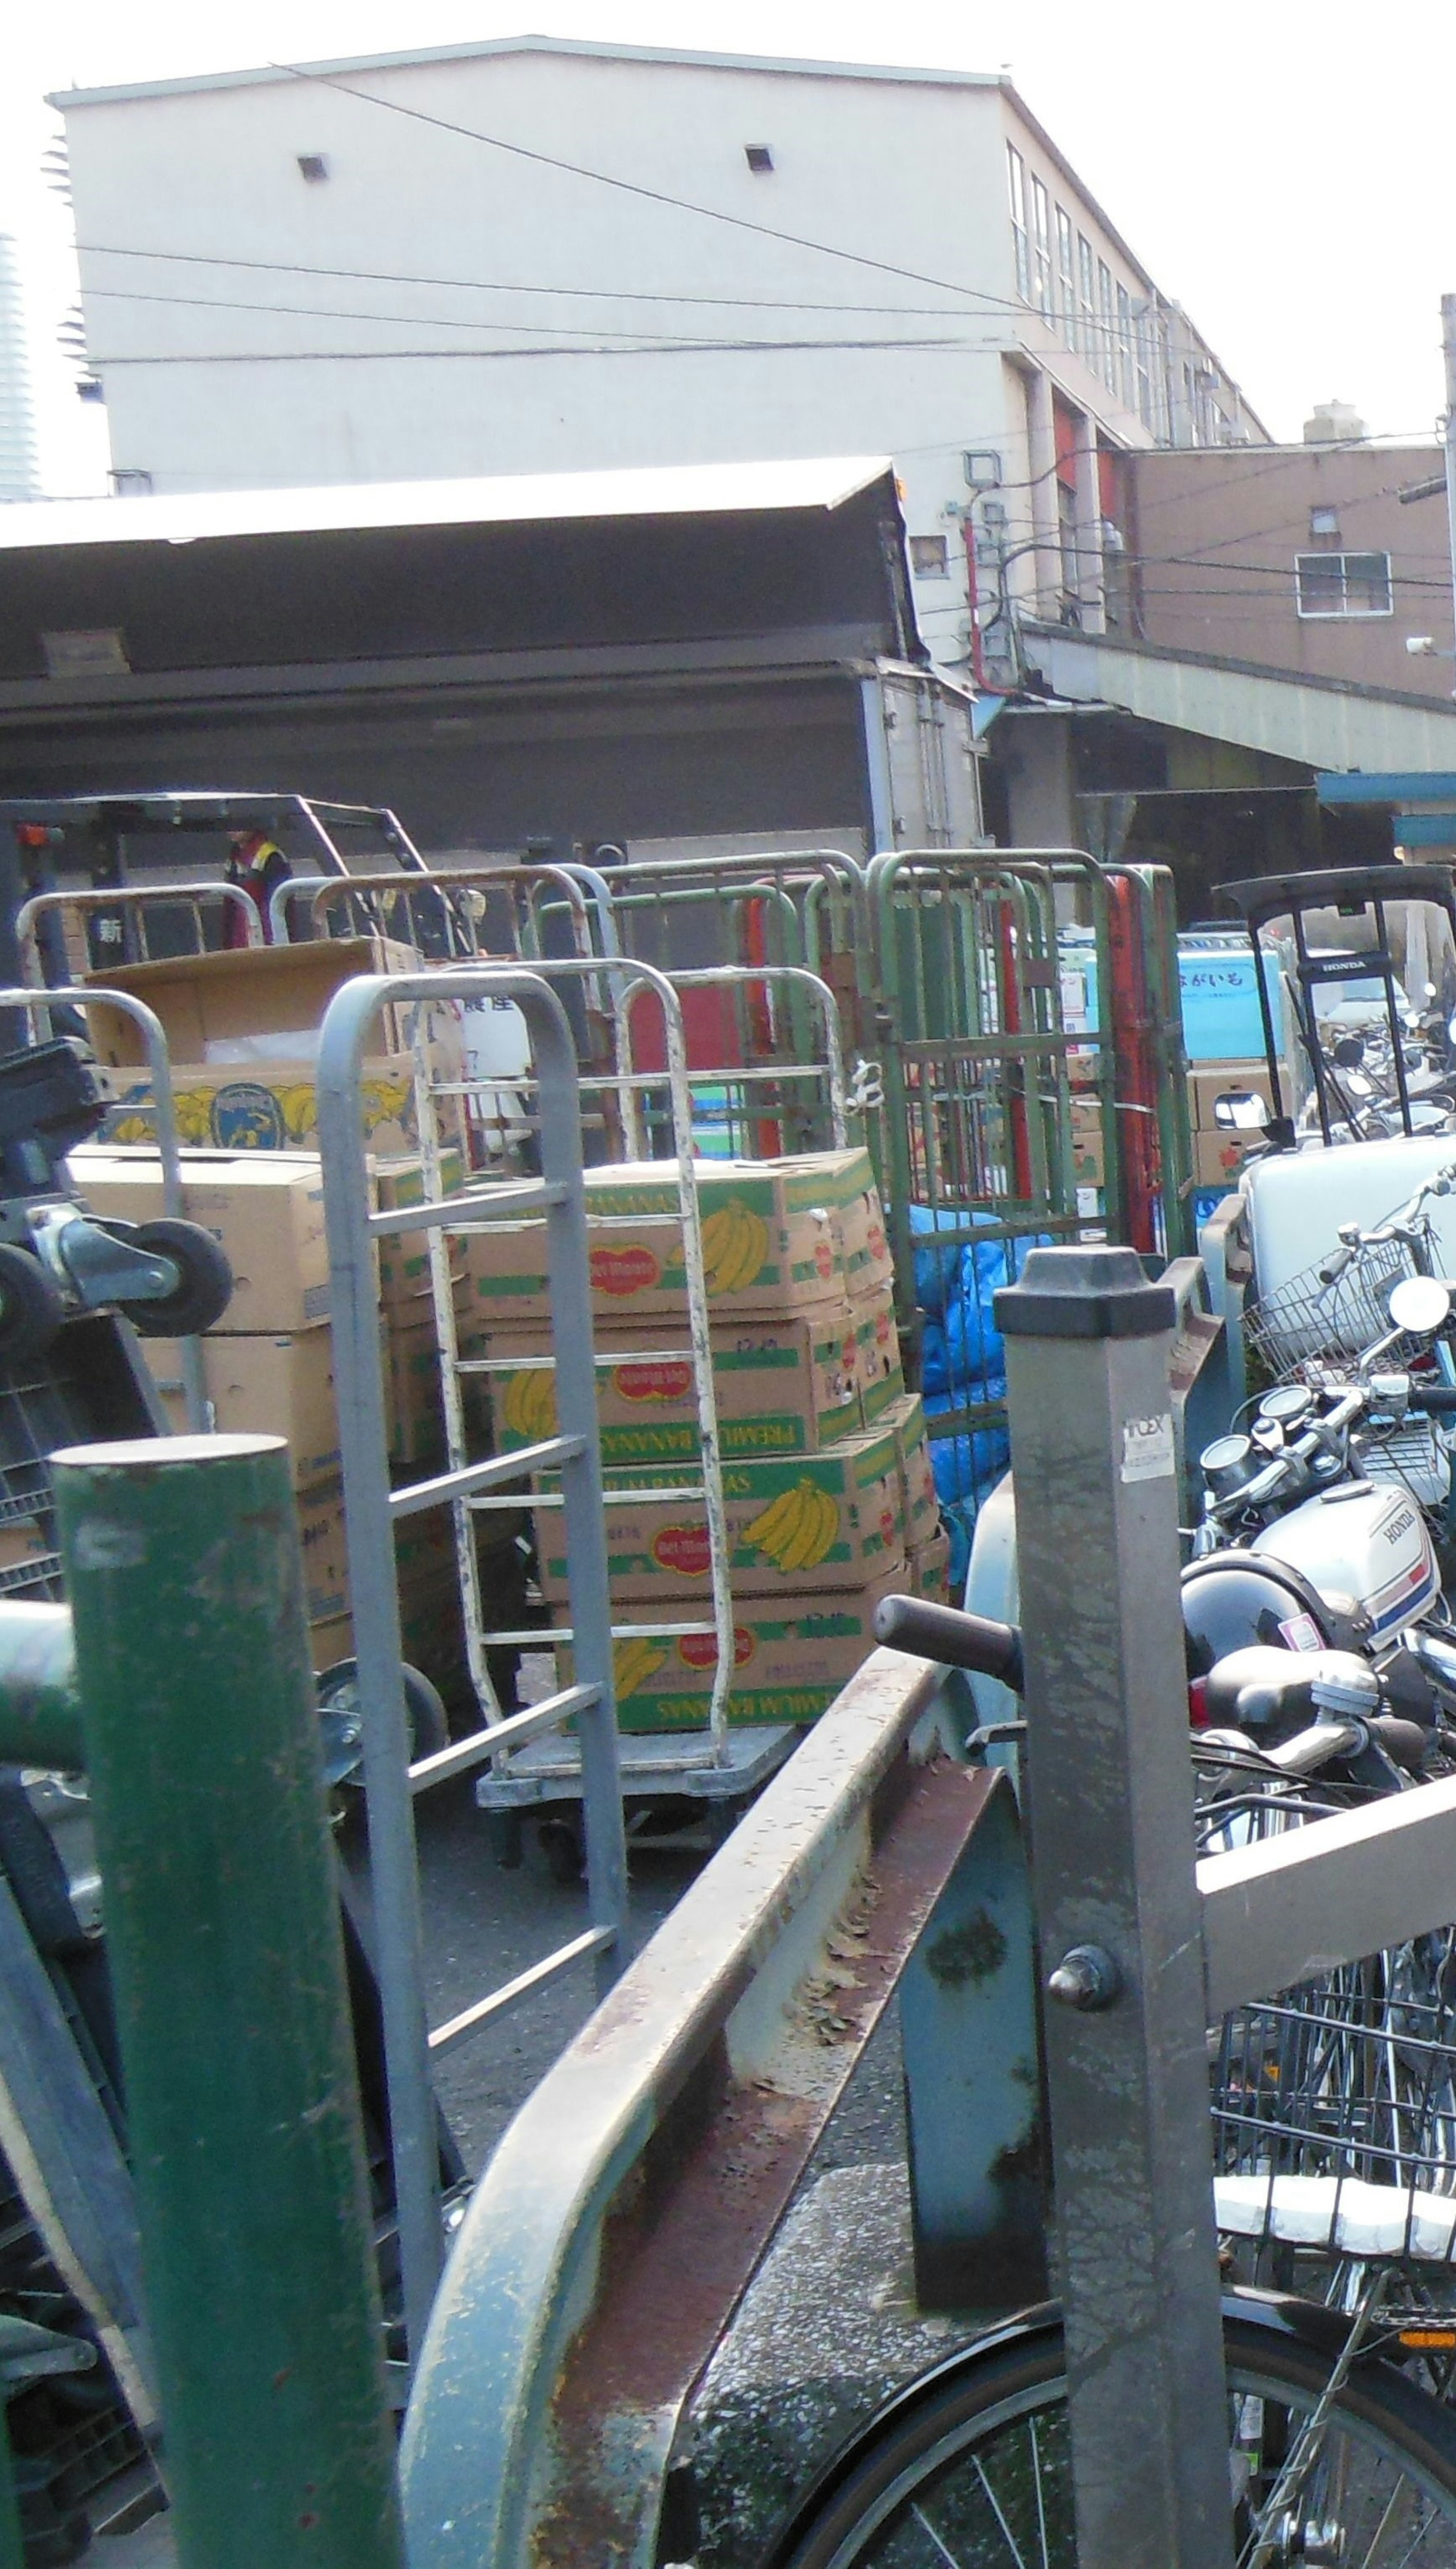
[1007,144,1222,441]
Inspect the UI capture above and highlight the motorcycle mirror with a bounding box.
[1213,1090,1268,1131]
[1330,1035,1365,1067]
[1387,1275,1453,1338]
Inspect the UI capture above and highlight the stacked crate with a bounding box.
[69,1145,470,1695]
[1186,1061,1278,1194]
[467,1148,948,1735]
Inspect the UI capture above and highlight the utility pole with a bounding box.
[1443,294,1456,651]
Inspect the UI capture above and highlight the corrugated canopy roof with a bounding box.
[0,455,894,557]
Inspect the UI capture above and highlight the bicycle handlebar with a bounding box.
[872,1595,1024,1693]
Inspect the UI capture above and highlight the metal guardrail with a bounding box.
[400,1649,1034,2568]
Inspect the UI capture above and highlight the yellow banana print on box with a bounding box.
[502,1367,557,1441]
[613,1635,670,1700]
[699,1201,769,1297]
[742,1478,840,1575]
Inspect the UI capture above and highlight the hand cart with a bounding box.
[316,963,639,2364]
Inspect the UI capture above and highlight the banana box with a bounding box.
[885,1393,940,1549]
[457,1150,890,1322]
[580,1549,946,1733]
[853,1284,906,1423]
[84,936,466,1156]
[536,1418,906,1599]
[375,1149,466,1305]
[907,1526,951,1602]
[484,1300,862,1464]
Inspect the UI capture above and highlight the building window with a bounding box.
[1098,260,1117,393]
[1030,174,1053,317]
[1056,206,1076,349]
[1135,310,1156,430]
[1116,283,1136,409]
[1007,146,1030,300]
[910,534,950,578]
[1310,505,1340,537]
[744,144,774,172]
[1077,235,1097,364]
[1294,551,1393,617]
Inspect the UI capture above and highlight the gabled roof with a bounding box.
[52,34,1004,110]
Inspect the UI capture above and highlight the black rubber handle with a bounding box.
[1410,1383,1456,1413]
[872,1595,1024,1693]
[1367,1713,1434,1773]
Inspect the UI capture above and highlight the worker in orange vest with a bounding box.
[224,828,292,944]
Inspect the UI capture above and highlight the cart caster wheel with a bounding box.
[118,1219,234,1338]
[539,1818,584,1885]
[315,1659,449,1787]
[487,1811,525,1869]
[0,1244,64,1368]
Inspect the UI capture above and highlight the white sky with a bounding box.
[5,0,1455,495]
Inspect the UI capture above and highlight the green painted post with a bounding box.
[49,1433,405,2569]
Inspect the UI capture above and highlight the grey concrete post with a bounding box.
[996,1244,1233,2569]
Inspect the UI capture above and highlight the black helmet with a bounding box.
[1180,1553,1342,1681]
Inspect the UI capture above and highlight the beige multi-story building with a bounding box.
[55,36,1267,668]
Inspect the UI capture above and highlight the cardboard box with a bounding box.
[295,1481,350,1624]
[908,1526,952,1603]
[311,1568,470,1702]
[1189,1060,1276,1133]
[1194,1129,1249,1189]
[485,1301,863,1464]
[375,1150,466,1305]
[0,1518,56,1577]
[1069,1094,1106,1189]
[82,936,463,1156]
[537,1417,906,1599]
[143,1328,343,1488]
[387,1316,448,1474]
[853,1284,906,1424]
[886,1393,940,1550]
[579,1558,929,1734]
[69,1147,342,1333]
[457,1150,891,1323]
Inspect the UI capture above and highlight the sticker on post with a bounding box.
[1120,1415,1175,1484]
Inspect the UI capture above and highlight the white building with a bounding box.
[55,37,1266,670]
[0,238,39,502]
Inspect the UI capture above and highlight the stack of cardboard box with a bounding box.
[69,1144,469,1694]
[1187,1060,1277,1193]
[468,1149,948,1734]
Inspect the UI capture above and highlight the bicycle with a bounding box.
[765,1595,1456,2566]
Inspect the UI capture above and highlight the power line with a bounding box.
[93,336,993,365]
[74,240,990,323]
[266,55,1018,313]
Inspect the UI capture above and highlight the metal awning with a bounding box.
[1021,625,1456,778]
[0,456,893,558]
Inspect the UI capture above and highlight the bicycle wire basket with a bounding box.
[1211,1945,1456,2268]
[1244,1234,1418,1383]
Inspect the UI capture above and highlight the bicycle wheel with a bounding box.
[764,2303,1456,2567]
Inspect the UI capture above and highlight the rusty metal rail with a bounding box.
[399,1646,1036,2569]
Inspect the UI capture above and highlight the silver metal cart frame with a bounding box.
[315,966,630,2364]
[16,881,263,983]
